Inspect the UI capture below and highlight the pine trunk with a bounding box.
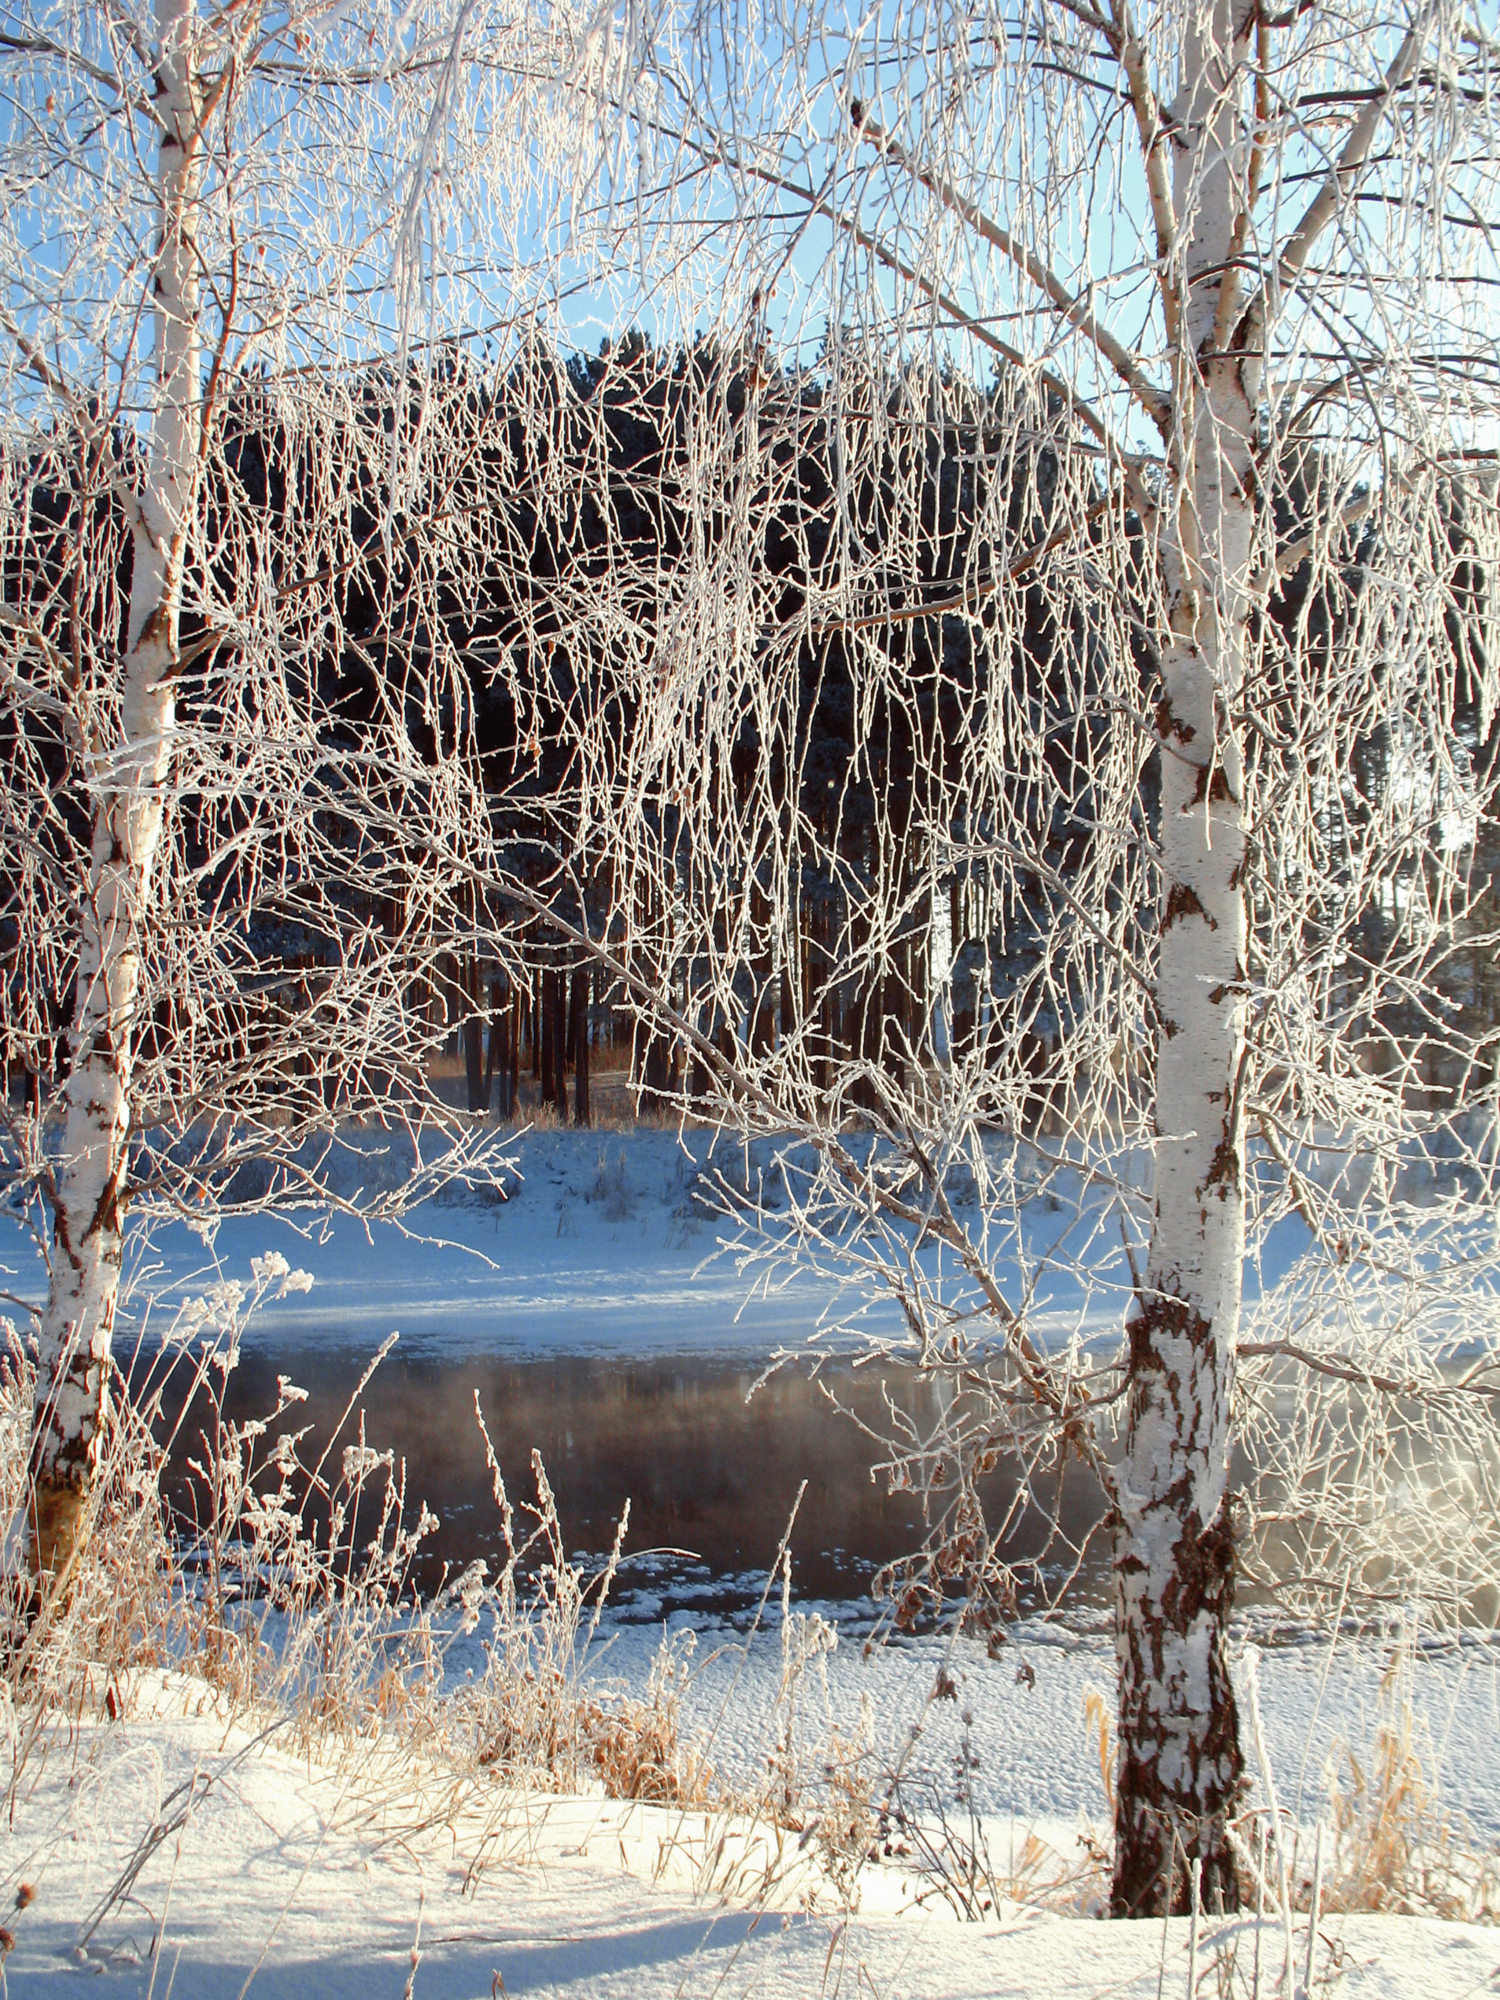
[463,960,486,1113]
[508,986,522,1115]
[551,971,570,1120]
[544,960,560,1104]
[570,966,590,1126]
[487,978,511,1120]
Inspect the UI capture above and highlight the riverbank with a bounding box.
[5,1623,1497,1997]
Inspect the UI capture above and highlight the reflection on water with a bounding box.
[160,1345,1491,1628]
[157,1349,1111,1617]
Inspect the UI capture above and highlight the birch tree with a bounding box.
[0,0,637,1591]
[418,0,1500,1917]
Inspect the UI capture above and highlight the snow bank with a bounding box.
[3,1666,1494,1997]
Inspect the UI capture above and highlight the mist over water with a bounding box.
[157,1348,1113,1621]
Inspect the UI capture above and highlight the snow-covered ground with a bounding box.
[3,1124,1498,1993]
[4,1632,1497,1997]
[1,1122,1313,1360]
[596,1614,1500,1849]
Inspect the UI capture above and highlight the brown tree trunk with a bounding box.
[463,958,485,1113]
[540,967,556,1106]
[570,966,590,1126]
[509,984,522,1116]
[780,930,797,1051]
[550,969,569,1119]
[485,975,509,1118]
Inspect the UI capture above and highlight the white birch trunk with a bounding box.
[30,0,201,1581]
[1112,0,1260,1914]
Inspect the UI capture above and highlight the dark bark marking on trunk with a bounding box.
[1154,693,1196,744]
[1202,1134,1241,1197]
[1113,1501,1243,1918]
[1114,1290,1246,1918]
[1189,763,1237,807]
[1163,883,1213,933]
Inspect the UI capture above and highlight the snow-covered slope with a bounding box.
[3,1122,1318,1362]
[5,1665,1495,1998]
[6,1128,858,1359]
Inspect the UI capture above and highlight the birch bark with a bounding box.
[30,0,201,1583]
[1112,0,1259,1914]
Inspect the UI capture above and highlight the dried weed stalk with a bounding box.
[0,1279,704,1830]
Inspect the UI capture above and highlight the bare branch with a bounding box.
[851,105,1172,432]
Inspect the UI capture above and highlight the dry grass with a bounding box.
[1316,1660,1500,1922]
[0,1286,711,1815]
